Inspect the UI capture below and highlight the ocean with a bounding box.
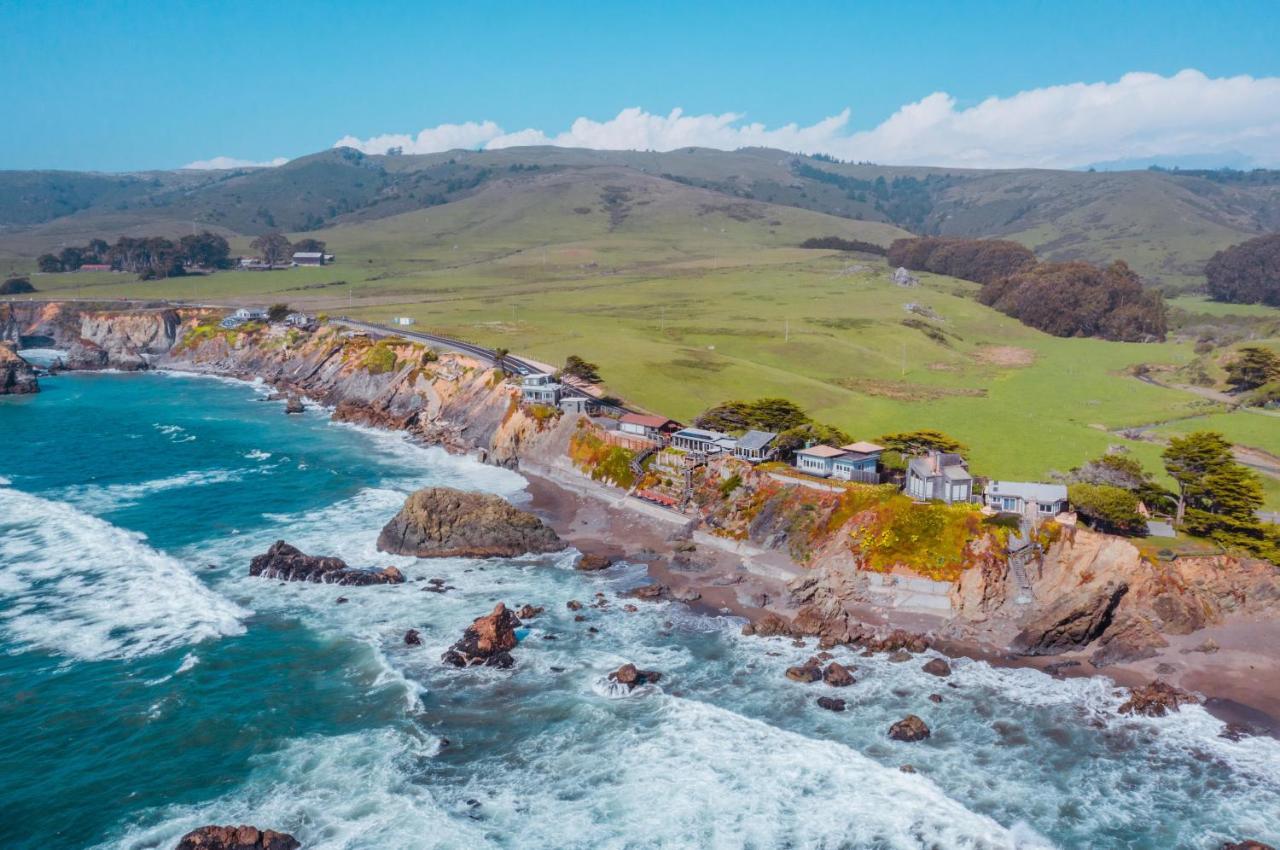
[1,371,1276,850]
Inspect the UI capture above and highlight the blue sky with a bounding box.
[3,0,1279,171]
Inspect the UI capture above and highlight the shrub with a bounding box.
[562,354,602,383]
[799,236,888,255]
[362,343,398,374]
[569,426,638,489]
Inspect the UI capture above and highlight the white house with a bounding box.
[232,307,269,321]
[391,316,416,326]
[984,481,1069,516]
[520,373,562,405]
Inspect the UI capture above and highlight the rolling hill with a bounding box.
[3,146,1278,291]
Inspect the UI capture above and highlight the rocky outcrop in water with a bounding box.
[249,541,406,585]
[822,661,855,687]
[576,553,614,571]
[377,487,562,559]
[1011,581,1128,656]
[175,825,299,850]
[1118,680,1200,717]
[1221,841,1276,850]
[609,663,662,691]
[0,342,38,394]
[442,603,522,668]
[888,715,931,742]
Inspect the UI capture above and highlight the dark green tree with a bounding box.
[1225,346,1280,393]
[561,355,602,383]
[267,303,291,323]
[0,276,36,295]
[179,231,232,269]
[1067,483,1148,536]
[36,254,62,273]
[876,429,968,457]
[293,237,327,254]
[695,398,811,434]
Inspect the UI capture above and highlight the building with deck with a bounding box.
[520,374,562,405]
[831,441,884,482]
[292,252,326,266]
[984,481,1069,517]
[670,427,737,455]
[732,430,778,463]
[794,444,847,477]
[905,450,973,504]
[619,413,682,442]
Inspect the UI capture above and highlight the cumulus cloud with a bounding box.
[182,155,289,170]
[333,70,1280,169]
[333,120,503,155]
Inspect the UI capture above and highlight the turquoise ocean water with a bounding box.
[1,371,1277,850]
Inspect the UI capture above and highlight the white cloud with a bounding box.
[333,120,503,155]
[182,155,289,170]
[333,70,1280,169]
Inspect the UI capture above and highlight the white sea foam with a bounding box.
[102,729,476,850]
[245,449,272,461]
[60,468,248,513]
[0,487,248,661]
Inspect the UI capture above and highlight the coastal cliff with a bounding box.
[0,341,39,394]
[0,301,182,370]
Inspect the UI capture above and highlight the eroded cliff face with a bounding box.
[159,318,557,466]
[0,301,182,370]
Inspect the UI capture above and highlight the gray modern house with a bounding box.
[984,481,1069,516]
[732,430,778,463]
[905,450,973,504]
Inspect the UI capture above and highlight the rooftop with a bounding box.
[621,413,675,428]
[841,441,885,455]
[797,444,847,458]
[987,480,1069,503]
[292,251,323,259]
[736,430,778,451]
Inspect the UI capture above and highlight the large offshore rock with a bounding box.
[378,487,562,559]
[442,603,522,668]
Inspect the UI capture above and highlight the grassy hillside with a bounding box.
[3,146,1278,292]
[23,168,1280,509]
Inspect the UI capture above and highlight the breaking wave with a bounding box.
[0,487,247,661]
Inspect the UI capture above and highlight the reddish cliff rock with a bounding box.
[441,603,522,668]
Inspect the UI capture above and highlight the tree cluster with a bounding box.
[979,261,1167,342]
[887,237,1036,285]
[250,232,293,265]
[875,429,968,471]
[0,276,35,295]
[694,398,849,459]
[1204,233,1280,306]
[36,232,231,279]
[798,236,887,256]
[1162,431,1277,560]
[1067,483,1148,536]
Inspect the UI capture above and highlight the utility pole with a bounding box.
[784,318,790,343]
[901,342,906,377]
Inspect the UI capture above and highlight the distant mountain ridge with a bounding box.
[2,145,1278,291]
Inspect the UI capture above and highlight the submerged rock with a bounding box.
[888,715,931,742]
[284,395,304,414]
[441,603,522,668]
[575,553,614,571]
[515,604,544,619]
[249,541,405,585]
[816,696,846,712]
[622,583,672,602]
[175,825,299,850]
[0,342,39,395]
[404,629,422,646]
[1011,581,1128,656]
[785,658,822,683]
[822,661,855,687]
[1222,840,1276,850]
[1117,680,1200,718]
[378,487,563,559]
[922,658,952,677]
